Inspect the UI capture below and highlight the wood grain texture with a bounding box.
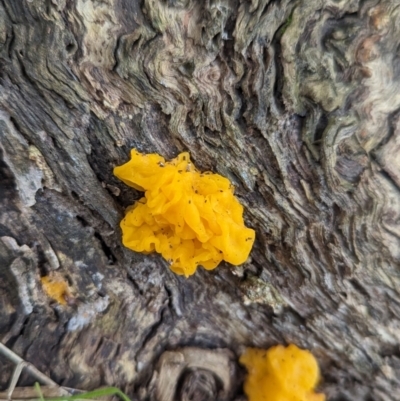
[1,0,400,400]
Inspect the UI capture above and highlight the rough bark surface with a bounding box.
[1,0,400,400]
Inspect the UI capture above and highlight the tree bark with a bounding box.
[1,0,400,400]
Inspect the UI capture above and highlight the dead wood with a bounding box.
[1,0,400,400]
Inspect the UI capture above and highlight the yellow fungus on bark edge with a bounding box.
[41,275,70,305]
[240,344,326,401]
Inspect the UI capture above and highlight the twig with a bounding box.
[0,343,57,387]
[1,343,132,401]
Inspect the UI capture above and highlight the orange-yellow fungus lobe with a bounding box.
[41,275,70,305]
[114,149,255,277]
[239,344,325,401]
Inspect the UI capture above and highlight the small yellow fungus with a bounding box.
[114,149,255,277]
[41,275,70,305]
[240,344,325,401]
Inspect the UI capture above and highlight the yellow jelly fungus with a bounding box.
[41,276,70,305]
[240,344,325,401]
[114,149,255,277]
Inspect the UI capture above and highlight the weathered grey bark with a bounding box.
[1,0,400,400]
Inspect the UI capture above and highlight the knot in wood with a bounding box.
[178,368,219,401]
[153,347,236,401]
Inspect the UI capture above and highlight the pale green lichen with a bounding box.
[241,276,286,313]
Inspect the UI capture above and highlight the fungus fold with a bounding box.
[114,149,255,277]
[240,344,325,401]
